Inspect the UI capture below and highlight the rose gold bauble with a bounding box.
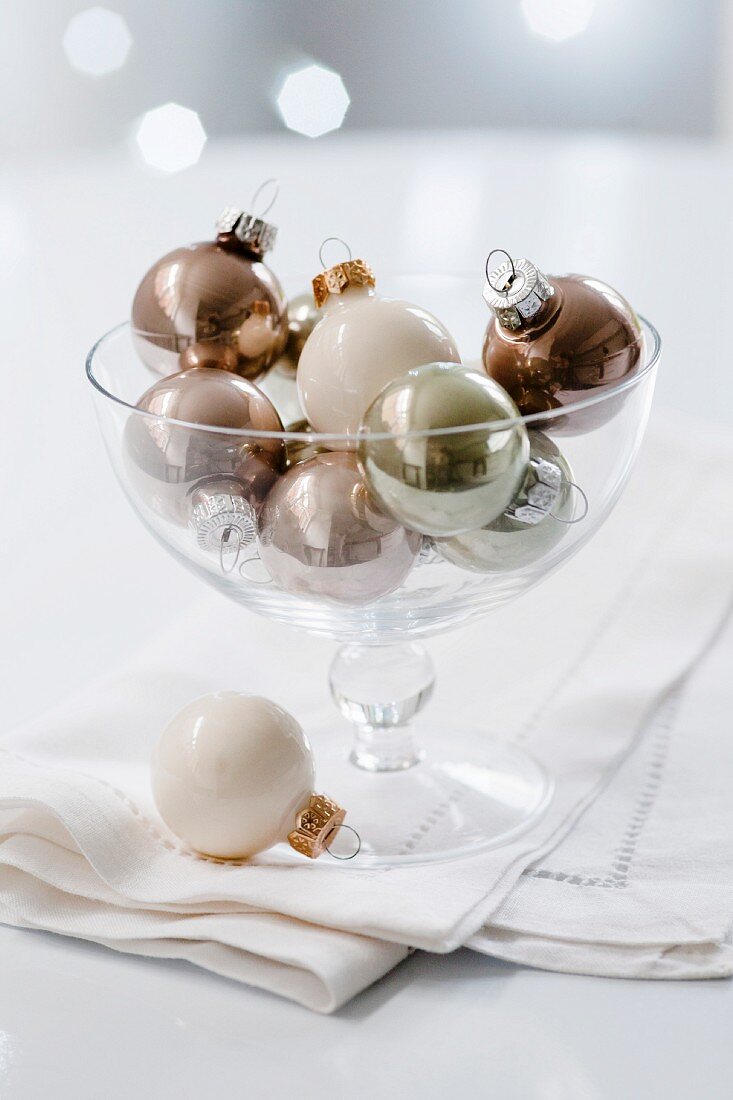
[258,452,422,605]
[131,209,288,381]
[124,367,285,526]
[482,258,643,433]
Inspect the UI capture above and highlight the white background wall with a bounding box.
[1,0,726,161]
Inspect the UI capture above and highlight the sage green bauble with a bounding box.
[357,363,529,537]
[436,431,577,573]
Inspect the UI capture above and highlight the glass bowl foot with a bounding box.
[310,724,553,867]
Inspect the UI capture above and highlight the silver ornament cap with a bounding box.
[483,256,554,332]
[216,206,278,257]
[504,454,563,526]
[188,481,257,553]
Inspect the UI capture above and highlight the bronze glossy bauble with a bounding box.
[283,418,332,467]
[258,452,422,605]
[276,292,322,374]
[436,431,579,573]
[124,368,285,533]
[358,363,529,537]
[482,258,643,433]
[132,213,288,380]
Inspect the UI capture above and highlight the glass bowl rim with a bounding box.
[86,316,661,443]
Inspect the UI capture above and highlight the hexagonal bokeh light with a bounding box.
[62,6,132,77]
[135,103,207,174]
[520,0,595,41]
[276,64,350,138]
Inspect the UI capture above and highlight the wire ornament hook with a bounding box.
[323,823,362,861]
[219,525,243,574]
[319,236,353,269]
[250,178,279,218]
[485,249,517,295]
[551,480,589,525]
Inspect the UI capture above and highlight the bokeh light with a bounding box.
[135,103,207,173]
[276,64,350,138]
[520,0,595,41]
[62,6,132,77]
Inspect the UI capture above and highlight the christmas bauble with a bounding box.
[277,291,322,373]
[179,341,240,372]
[436,431,578,572]
[258,452,422,605]
[357,363,529,537]
[481,256,642,431]
[124,368,285,540]
[297,256,460,445]
[131,205,288,380]
[152,692,315,858]
[283,418,331,467]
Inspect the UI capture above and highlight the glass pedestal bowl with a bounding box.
[86,274,660,867]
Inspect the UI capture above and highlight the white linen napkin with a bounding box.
[1,411,731,1010]
[473,603,733,979]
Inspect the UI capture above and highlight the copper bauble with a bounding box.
[258,453,421,605]
[180,341,240,372]
[124,368,285,536]
[436,431,578,573]
[131,209,288,381]
[358,363,529,537]
[482,257,642,432]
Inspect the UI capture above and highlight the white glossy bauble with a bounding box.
[297,286,460,446]
[152,692,315,859]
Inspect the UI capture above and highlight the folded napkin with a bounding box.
[1,410,731,1010]
[473,603,733,979]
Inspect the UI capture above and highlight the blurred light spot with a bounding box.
[276,65,350,138]
[62,6,132,77]
[521,0,595,41]
[135,104,207,173]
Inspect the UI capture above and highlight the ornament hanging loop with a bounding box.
[250,178,279,218]
[552,480,589,525]
[324,823,362,861]
[486,249,517,295]
[319,236,353,269]
[219,525,243,573]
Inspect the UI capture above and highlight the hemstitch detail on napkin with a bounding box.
[526,681,680,891]
[525,594,733,892]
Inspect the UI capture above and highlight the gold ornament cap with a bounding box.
[288,793,347,859]
[312,259,375,308]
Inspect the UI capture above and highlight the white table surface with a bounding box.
[2,129,732,1098]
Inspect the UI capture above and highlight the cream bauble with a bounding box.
[152,692,315,859]
[297,257,460,446]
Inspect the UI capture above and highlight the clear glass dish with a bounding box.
[86,273,660,866]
